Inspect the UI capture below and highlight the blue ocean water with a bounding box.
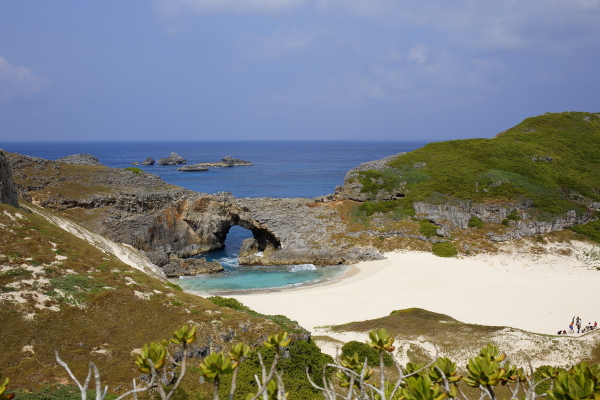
[3,140,427,293]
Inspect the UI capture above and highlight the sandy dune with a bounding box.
[230,244,600,335]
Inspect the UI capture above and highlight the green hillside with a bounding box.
[358,112,600,218]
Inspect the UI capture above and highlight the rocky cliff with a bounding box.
[7,152,382,266]
[0,149,19,208]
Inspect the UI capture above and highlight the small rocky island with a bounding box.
[178,164,209,172]
[135,154,251,169]
[197,156,253,167]
[157,152,186,165]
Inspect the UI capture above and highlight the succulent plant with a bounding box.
[398,374,447,400]
[135,342,167,374]
[229,342,251,362]
[336,352,374,388]
[429,357,462,385]
[367,328,396,352]
[245,379,287,400]
[170,325,196,345]
[199,351,237,380]
[0,374,15,400]
[264,331,291,348]
[547,362,600,400]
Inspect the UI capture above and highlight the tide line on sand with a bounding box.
[230,247,600,336]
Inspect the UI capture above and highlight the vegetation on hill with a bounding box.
[0,202,289,395]
[357,112,600,220]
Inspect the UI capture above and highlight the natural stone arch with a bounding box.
[212,213,282,256]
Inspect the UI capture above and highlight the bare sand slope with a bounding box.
[231,244,600,335]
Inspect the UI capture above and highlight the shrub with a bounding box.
[506,210,521,221]
[419,220,438,237]
[569,219,600,244]
[207,296,252,312]
[357,200,402,216]
[13,385,118,400]
[341,340,394,367]
[432,242,458,257]
[124,167,143,175]
[468,216,484,229]
[217,340,334,399]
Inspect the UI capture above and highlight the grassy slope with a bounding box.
[0,202,285,394]
[329,308,600,367]
[359,112,600,216]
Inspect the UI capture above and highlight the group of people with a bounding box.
[557,316,597,335]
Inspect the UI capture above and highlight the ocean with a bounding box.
[3,140,428,294]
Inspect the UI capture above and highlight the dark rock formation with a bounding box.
[223,156,252,166]
[197,156,253,167]
[142,157,155,165]
[0,149,19,208]
[158,153,186,165]
[145,249,170,267]
[57,154,105,166]
[161,257,224,277]
[178,164,209,172]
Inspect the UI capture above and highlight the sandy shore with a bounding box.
[231,244,600,335]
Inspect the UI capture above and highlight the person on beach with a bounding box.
[569,323,574,333]
[595,321,598,329]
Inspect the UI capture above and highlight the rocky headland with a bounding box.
[56,153,106,166]
[6,151,382,269]
[4,112,599,271]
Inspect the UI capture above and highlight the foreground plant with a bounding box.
[0,373,15,400]
[56,325,196,400]
[49,325,600,400]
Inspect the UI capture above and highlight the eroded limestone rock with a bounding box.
[162,257,224,278]
[0,149,19,208]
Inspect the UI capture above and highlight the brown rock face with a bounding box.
[162,257,224,277]
[0,149,19,208]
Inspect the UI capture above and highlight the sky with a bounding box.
[0,0,599,142]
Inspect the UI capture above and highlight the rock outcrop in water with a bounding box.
[57,153,106,166]
[158,152,186,165]
[178,164,209,172]
[0,149,19,208]
[142,157,155,165]
[198,156,253,167]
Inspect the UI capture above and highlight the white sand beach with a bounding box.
[231,243,600,336]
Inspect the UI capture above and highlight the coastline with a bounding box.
[228,243,600,336]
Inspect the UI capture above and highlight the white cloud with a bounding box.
[240,26,315,61]
[0,57,49,102]
[314,0,600,53]
[155,0,307,16]
[262,26,313,59]
[407,44,428,65]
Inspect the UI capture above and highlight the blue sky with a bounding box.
[0,0,598,141]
